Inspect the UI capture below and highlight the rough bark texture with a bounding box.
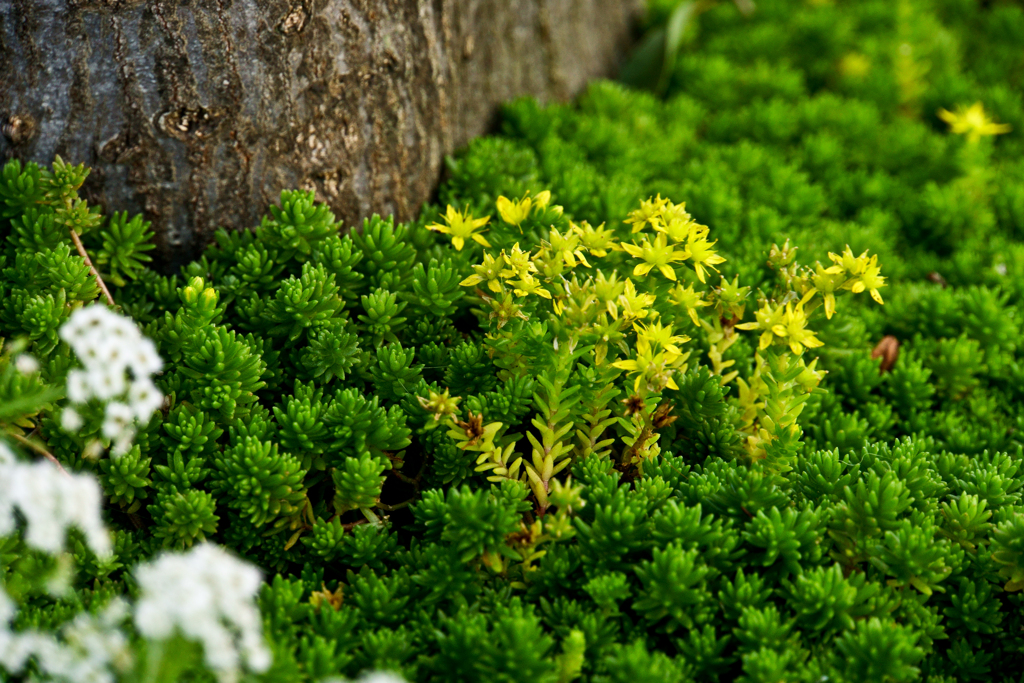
[0,0,641,270]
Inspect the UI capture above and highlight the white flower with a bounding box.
[101,402,134,440]
[66,370,91,404]
[357,674,409,683]
[0,448,111,557]
[93,337,129,369]
[129,338,163,376]
[134,543,271,683]
[73,333,106,366]
[60,306,113,344]
[0,587,130,683]
[61,407,84,433]
[128,378,163,422]
[318,673,409,683]
[14,354,39,375]
[59,305,164,457]
[58,599,133,678]
[89,367,127,402]
[103,315,138,344]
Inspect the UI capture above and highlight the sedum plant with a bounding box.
[4,0,1024,681]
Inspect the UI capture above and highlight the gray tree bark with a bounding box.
[0,0,640,269]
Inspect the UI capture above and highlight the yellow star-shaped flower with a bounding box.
[511,274,552,299]
[460,252,505,293]
[613,278,657,321]
[620,232,687,281]
[633,321,690,355]
[670,282,710,326]
[938,102,1012,143]
[427,205,491,251]
[849,255,886,305]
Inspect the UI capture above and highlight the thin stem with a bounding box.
[69,228,115,307]
[389,469,419,486]
[8,431,69,476]
[375,498,415,512]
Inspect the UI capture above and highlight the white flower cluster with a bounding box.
[0,587,131,683]
[0,442,111,557]
[134,543,271,683]
[59,305,164,455]
[321,673,409,683]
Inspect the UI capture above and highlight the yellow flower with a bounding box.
[460,252,505,293]
[660,200,693,225]
[810,263,844,320]
[670,282,709,326]
[849,255,886,305]
[427,205,491,251]
[611,336,686,393]
[613,278,656,321]
[511,274,552,299]
[634,321,690,355]
[496,194,533,226]
[736,302,787,350]
[624,195,669,233]
[770,294,824,355]
[417,388,462,421]
[825,245,868,276]
[592,270,624,310]
[938,102,1012,143]
[795,357,825,393]
[545,228,590,269]
[716,274,750,321]
[823,246,886,305]
[620,232,688,280]
[500,243,536,280]
[572,221,616,257]
[684,233,726,283]
[652,203,703,243]
[447,413,503,452]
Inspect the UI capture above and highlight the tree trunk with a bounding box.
[0,0,641,270]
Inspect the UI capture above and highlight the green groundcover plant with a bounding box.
[4,0,1024,681]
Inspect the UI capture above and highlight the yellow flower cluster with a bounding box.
[736,290,824,355]
[456,193,600,303]
[606,278,656,321]
[725,241,887,465]
[621,195,726,283]
[735,243,887,358]
[426,190,556,251]
[611,321,691,393]
[452,193,721,392]
[460,242,551,299]
[811,246,887,319]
